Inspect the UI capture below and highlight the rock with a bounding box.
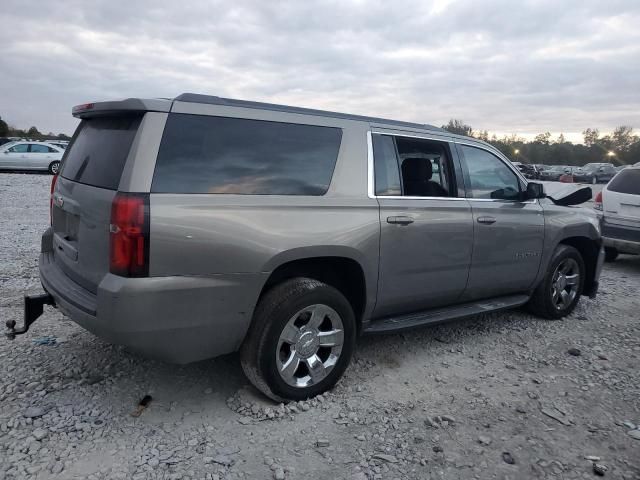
[355,435,365,441]
[424,417,439,428]
[622,421,636,429]
[372,453,398,463]
[433,445,443,453]
[238,417,252,425]
[273,467,285,480]
[316,439,330,447]
[148,458,160,468]
[515,405,527,414]
[211,455,233,466]
[51,462,64,474]
[414,435,425,444]
[567,348,581,356]
[478,435,492,446]
[440,415,456,423]
[23,406,47,418]
[502,452,515,464]
[32,428,48,440]
[585,456,601,461]
[627,430,640,440]
[593,463,608,476]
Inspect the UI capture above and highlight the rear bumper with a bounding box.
[39,250,267,364]
[602,221,640,255]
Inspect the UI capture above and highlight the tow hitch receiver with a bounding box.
[5,294,55,340]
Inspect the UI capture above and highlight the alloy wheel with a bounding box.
[276,304,344,388]
[551,258,580,310]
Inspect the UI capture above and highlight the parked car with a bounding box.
[594,166,640,261]
[582,163,617,184]
[0,141,64,174]
[0,137,13,146]
[46,140,69,150]
[8,94,604,401]
[568,166,596,184]
[540,165,570,181]
[512,162,539,179]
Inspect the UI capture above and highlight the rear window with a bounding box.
[608,169,640,195]
[61,115,142,190]
[151,114,342,195]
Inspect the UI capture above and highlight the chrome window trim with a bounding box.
[367,130,536,203]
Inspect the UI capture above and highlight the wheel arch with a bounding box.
[558,236,601,296]
[259,252,370,333]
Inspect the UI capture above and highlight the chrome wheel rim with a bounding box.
[51,162,60,174]
[551,258,579,310]
[276,304,344,388]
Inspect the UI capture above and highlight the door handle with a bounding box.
[387,216,414,225]
[477,216,497,225]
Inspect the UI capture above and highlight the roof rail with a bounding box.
[174,93,443,132]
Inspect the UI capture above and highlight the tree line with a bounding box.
[0,116,71,141]
[441,119,639,166]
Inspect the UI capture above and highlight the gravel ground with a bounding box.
[0,173,639,480]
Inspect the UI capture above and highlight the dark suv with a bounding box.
[9,94,604,401]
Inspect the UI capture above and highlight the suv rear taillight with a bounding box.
[109,193,149,277]
[50,174,58,225]
[594,191,603,211]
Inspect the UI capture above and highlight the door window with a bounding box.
[460,145,521,200]
[8,144,29,153]
[372,134,456,197]
[29,144,49,153]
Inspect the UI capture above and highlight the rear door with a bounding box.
[457,143,544,300]
[371,132,473,318]
[28,143,58,169]
[52,115,142,292]
[603,168,640,228]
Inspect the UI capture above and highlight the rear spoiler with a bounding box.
[72,98,172,119]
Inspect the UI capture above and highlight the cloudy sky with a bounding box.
[1,0,639,142]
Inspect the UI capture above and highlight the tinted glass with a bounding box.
[30,144,49,153]
[8,144,28,153]
[152,114,342,195]
[608,169,640,195]
[61,115,142,190]
[461,145,520,200]
[372,134,401,195]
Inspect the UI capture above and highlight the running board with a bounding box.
[364,293,530,334]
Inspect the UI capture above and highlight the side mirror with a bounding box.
[525,182,545,200]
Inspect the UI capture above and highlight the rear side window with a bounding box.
[152,114,342,195]
[61,115,142,190]
[608,169,640,195]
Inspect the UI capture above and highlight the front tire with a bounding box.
[240,278,356,402]
[528,244,585,319]
[48,161,60,175]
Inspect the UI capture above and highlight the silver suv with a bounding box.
[9,94,604,401]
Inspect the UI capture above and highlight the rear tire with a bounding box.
[240,277,356,402]
[604,247,619,262]
[528,244,585,319]
[48,161,60,175]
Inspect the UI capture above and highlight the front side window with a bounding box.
[152,114,342,195]
[372,134,455,198]
[8,144,28,153]
[460,145,521,200]
[29,144,49,153]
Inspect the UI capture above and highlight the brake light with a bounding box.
[49,174,58,225]
[109,193,149,277]
[594,191,603,211]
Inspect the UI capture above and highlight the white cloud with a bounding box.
[1,0,638,139]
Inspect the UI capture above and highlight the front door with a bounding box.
[457,144,544,300]
[371,132,473,318]
[1,143,29,169]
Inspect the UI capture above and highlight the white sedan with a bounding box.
[0,141,65,174]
